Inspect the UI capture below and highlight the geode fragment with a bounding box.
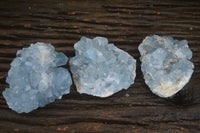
[3,42,72,113]
[70,37,136,97]
[139,35,194,98]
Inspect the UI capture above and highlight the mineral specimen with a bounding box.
[139,35,194,98]
[70,37,136,97]
[3,42,72,113]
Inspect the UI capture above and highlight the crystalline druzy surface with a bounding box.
[70,37,136,97]
[3,42,72,113]
[139,35,194,98]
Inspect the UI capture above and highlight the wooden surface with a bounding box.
[0,0,200,132]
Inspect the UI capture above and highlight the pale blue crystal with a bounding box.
[139,35,194,98]
[3,42,72,113]
[70,37,136,97]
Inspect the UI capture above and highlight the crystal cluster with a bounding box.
[70,37,136,97]
[3,42,72,113]
[139,35,194,98]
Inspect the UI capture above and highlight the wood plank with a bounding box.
[0,0,199,132]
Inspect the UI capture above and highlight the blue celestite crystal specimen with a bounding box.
[139,35,194,98]
[70,37,136,97]
[3,42,72,113]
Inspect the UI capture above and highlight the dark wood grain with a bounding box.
[0,0,200,132]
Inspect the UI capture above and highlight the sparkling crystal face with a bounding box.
[139,35,194,98]
[3,42,72,113]
[70,37,136,97]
